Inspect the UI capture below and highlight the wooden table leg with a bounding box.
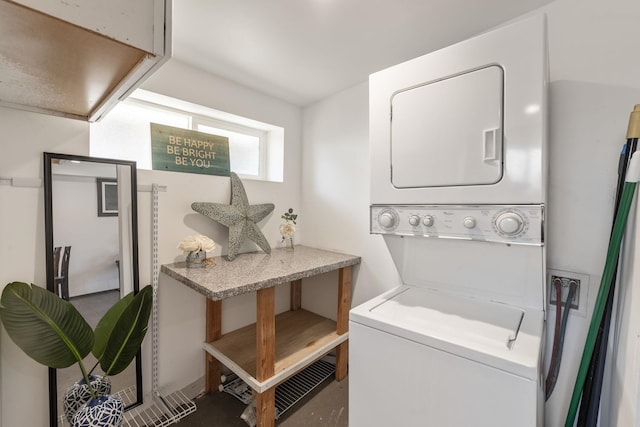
[255,388,276,427]
[290,279,302,311]
[205,298,222,393]
[256,287,276,427]
[335,266,351,381]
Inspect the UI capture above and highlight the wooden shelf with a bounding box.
[203,309,348,393]
[164,246,360,427]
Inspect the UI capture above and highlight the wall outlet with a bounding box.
[547,269,590,317]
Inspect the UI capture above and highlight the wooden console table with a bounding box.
[161,245,361,427]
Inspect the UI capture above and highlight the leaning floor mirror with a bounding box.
[43,152,142,426]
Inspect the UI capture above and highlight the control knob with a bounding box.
[378,210,397,229]
[422,215,434,227]
[409,215,421,226]
[495,211,525,236]
[463,216,476,229]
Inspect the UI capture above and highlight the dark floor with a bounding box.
[175,377,348,427]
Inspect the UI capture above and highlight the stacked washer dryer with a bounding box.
[349,15,548,427]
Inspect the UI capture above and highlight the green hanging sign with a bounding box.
[151,123,231,176]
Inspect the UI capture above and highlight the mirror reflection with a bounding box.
[44,152,142,426]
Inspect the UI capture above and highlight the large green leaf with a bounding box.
[92,292,134,361]
[0,282,94,369]
[94,285,152,376]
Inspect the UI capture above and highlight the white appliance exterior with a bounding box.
[391,65,505,188]
[349,320,543,427]
[350,15,548,427]
[350,210,546,426]
[371,204,546,309]
[370,14,547,205]
[351,283,545,379]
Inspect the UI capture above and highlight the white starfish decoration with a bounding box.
[191,172,274,261]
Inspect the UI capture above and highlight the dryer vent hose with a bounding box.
[565,151,640,426]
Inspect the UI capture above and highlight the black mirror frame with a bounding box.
[43,152,142,426]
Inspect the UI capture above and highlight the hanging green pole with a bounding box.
[565,105,640,427]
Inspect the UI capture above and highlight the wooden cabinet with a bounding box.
[0,0,171,121]
[162,246,360,427]
[11,0,165,54]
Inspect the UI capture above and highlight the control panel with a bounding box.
[371,205,543,245]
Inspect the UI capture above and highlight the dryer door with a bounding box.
[391,65,503,188]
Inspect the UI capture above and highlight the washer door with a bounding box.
[391,65,504,188]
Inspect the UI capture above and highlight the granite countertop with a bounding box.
[161,245,361,300]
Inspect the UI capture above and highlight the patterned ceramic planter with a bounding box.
[63,375,112,423]
[72,394,124,427]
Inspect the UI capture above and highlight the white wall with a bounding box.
[545,81,640,426]
[0,110,90,427]
[300,1,640,427]
[0,58,303,426]
[610,185,640,426]
[53,176,120,296]
[300,82,400,321]
[137,59,304,395]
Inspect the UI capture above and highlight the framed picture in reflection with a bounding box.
[97,178,118,217]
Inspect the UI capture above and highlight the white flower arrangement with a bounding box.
[279,222,296,239]
[177,235,216,253]
[280,208,298,250]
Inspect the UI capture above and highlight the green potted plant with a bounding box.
[0,281,152,427]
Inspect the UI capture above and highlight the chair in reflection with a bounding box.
[53,246,71,301]
[53,246,61,276]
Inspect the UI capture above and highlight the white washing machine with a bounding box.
[350,15,548,427]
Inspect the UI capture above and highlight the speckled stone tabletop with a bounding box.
[161,245,361,300]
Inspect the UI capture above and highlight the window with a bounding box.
[195,120,264,179]
[90,90,284,182]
